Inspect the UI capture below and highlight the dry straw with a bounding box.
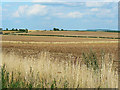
[1,51,118,88]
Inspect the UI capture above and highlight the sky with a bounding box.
[1,1,118,30]
[1,0,119,2]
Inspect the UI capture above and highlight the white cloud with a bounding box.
[85,2,105,7]
[96,9,115,18]
[67,12,83,18]
[54,12,83,18]
[27,4,47,15]
[85,7,115,19]
[63,2,84,6]
[14,5,28,17]
[13,4,47,17]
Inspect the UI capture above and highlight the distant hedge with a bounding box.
[3,28,28,33]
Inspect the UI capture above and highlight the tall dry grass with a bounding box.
[2,51,118,88]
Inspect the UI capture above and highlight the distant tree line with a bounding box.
[52,28,79,31]
[104,30,120,33]
[4,28,28,33]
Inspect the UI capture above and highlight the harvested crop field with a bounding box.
[1,32,119,88]
[2,34,119,68]
[2,42,119,62]
[2,35,118,42]
[19,31,118,38]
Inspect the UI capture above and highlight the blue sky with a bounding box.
[1,2,118,30]
[1,0,119,2]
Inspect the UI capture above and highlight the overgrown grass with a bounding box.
[1,51,118,88]
[82,50,99,71]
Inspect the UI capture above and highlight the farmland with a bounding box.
[16,31,118,38]
[2,35,118,42]
[1,31,119,88]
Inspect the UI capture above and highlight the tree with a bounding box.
[61,29,64,31]
[19,29,24,32]
[6,28,8,31]
[53,28,59,31]
[25,29,28,33]
[15,29,18,31]
[12,28,15,31]
[19,28,28,33]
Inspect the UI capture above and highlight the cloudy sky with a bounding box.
[1,1,118,30]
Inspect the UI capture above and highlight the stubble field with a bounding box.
[1,31,119,88]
